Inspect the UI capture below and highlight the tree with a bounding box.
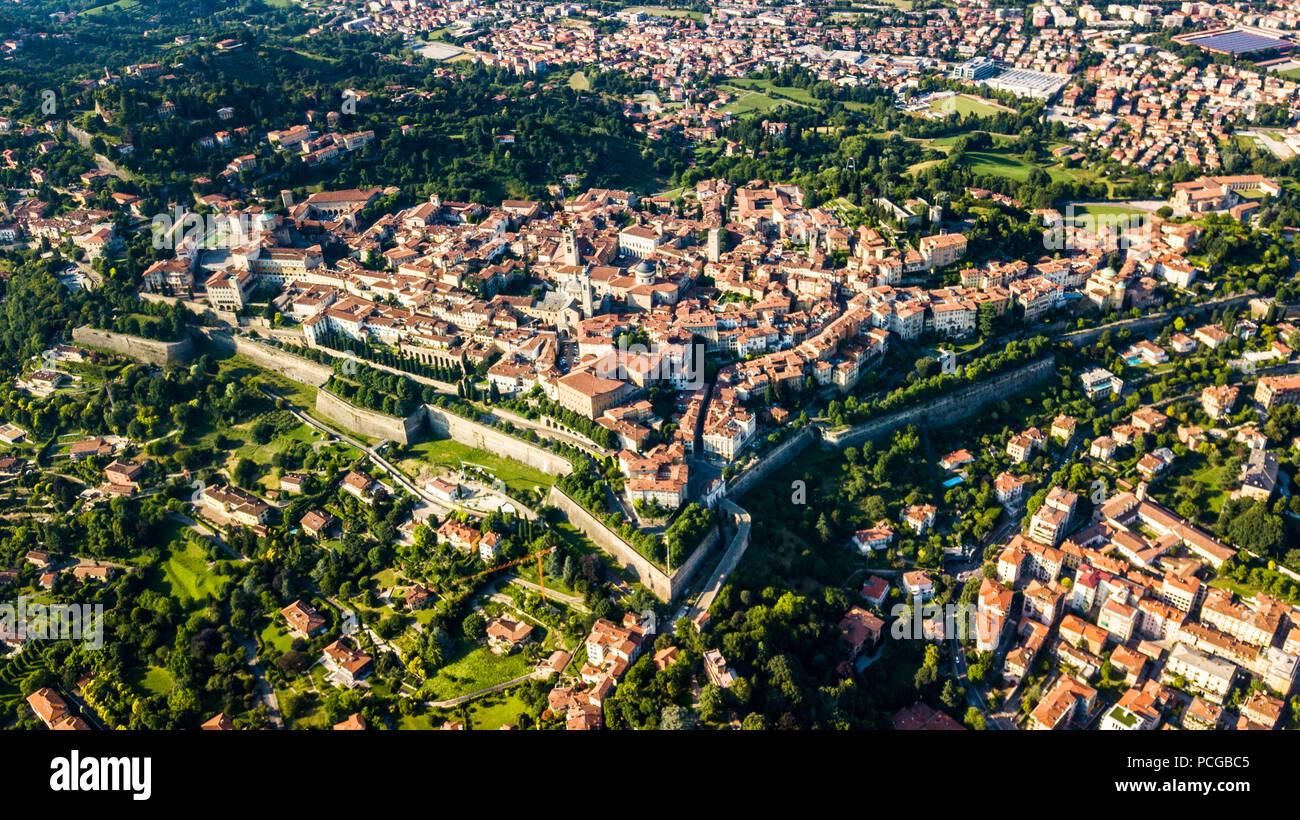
[1220,500,1284,556]
[231,457,259,489]
[864,495,888,521]
[964,706,987,730]
[740,712,769,730]
[249,419,274,445]
[978,301,997,339]
[660,704,695,730]
[462,612,486,641]
[941,678,963,711]
[698,682,727,724]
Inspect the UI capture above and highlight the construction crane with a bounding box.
[460,546,555,602]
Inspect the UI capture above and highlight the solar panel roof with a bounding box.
[1190,30,1292,55]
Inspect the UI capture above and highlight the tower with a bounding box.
[562,227,579,267]
[280,189,294,210]
[580,265,593,317]
[706,227,721,263]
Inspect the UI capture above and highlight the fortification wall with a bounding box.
[1062,292,1256,347]
[198,330,334,387]
[547,486,716,602]
[822,356,1057,450]
[671,525,720,601]
[726,425,817,499]
[315,390,426,445]
[424,405,573,477]
[71,326,194,366]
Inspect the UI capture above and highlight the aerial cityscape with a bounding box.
[1,0,1300,750]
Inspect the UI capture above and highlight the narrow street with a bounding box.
[239,637,284,729]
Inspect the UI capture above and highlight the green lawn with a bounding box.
[962,151,1037,183]
[399,437,555,497]
[421,641,533,701]
[512,563,581,599]
[460,687,531,729]
[260,620,295,654]
[83,0,140,15]
[720,88,789,116]
[156,533,232,609]
[398,712,440,729]
[1063,203,1149,229]
[230,419,330,482]
[727,79,817,105]
[1152,456,1230,518]
[567,70,591,91]
[135,666,174,696]
[1065,203,1147,217]
[830,0,912,14]
[216,353,319,409]
[717,78,821,116]
[1185,466,1230,515]
[623,5,706,20]
[960,149,1099,188]
[927,94,1009,118]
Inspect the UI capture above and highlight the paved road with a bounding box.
[685,498,752,625]
[949,636,1016,730]
[264,385,523,521]
[262,386,444,510]
[1237,129,1294,160]
[240,637,283,729]
[509,577,589,612]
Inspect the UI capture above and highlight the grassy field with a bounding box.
[260,619,295,654]
[829,0,914,14]
[215,353,320,408]
[1065,203,1147,217]
[1152,456,1230,518]
[728,79,818,105]
[927,94,1010,118]
[963,150,1038,182]
[906,159,943,176]
[567,70,591,91]
[155,528,233,609]
[719,78,818,116]
[232,421,322,464]
[624,5,707,20]
[134,666,175,696]
[1062,203,1149,229]
[421,641,533,701]
[83,0,140,15]
[720,88,789,116]
[959,148,1100,188]
[398,437,555,496]
[459,687,531,729]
